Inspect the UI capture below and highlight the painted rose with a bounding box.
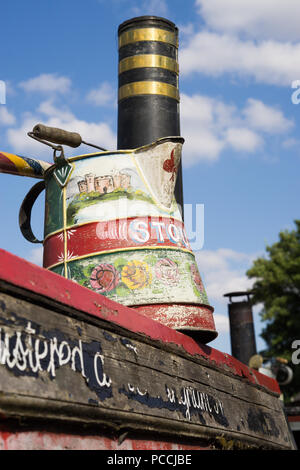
[121,260,152,290]
[190,263,204,293]
[90,263,120,293]
[155,258,179,285]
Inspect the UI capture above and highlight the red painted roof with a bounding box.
[0,248,280,395]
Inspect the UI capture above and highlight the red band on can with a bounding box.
[43,217,191,268]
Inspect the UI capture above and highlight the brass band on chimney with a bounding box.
[118,27,178,48]
[118,25,179,103]
[117,17,180,151]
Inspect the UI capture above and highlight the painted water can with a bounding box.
[20,137,217,343]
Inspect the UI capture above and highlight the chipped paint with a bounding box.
[0,429,212,450]
[20,137,216,336]
[119,382,228,426]
[0,249,281,395]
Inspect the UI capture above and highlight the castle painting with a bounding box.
[78,172,131,195]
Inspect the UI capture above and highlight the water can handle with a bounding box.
[19,180,45,244]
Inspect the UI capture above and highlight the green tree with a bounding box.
[246,220,300,400]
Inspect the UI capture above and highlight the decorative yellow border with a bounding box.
[43,137,185,241]
[63,186,68,278]
[118,28,178,48]
[44,136,184,165]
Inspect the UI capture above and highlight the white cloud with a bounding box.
[19,74,71,94]
[180,2,300,86]
[27,246,43,266]
[195,248,256,305]
[6,114,45,156]
[213,314,230,334]
[0,107,16,126]
[178,23,195,42]
[182,129,224,166]
[224,127,263,152]
[37,100,74,121]
[179,31,300,86]
[180,93,292,165]
[180,93,225,164]
[243,98,294,134]
[86,82,116,107]
[196,0,300,42]
[7,92,287,168]
[6,100,116,158]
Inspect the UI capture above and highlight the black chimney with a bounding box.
[224,291,257,365]
[117,16,183,214]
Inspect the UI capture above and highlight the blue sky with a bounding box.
[1,0,300,354]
